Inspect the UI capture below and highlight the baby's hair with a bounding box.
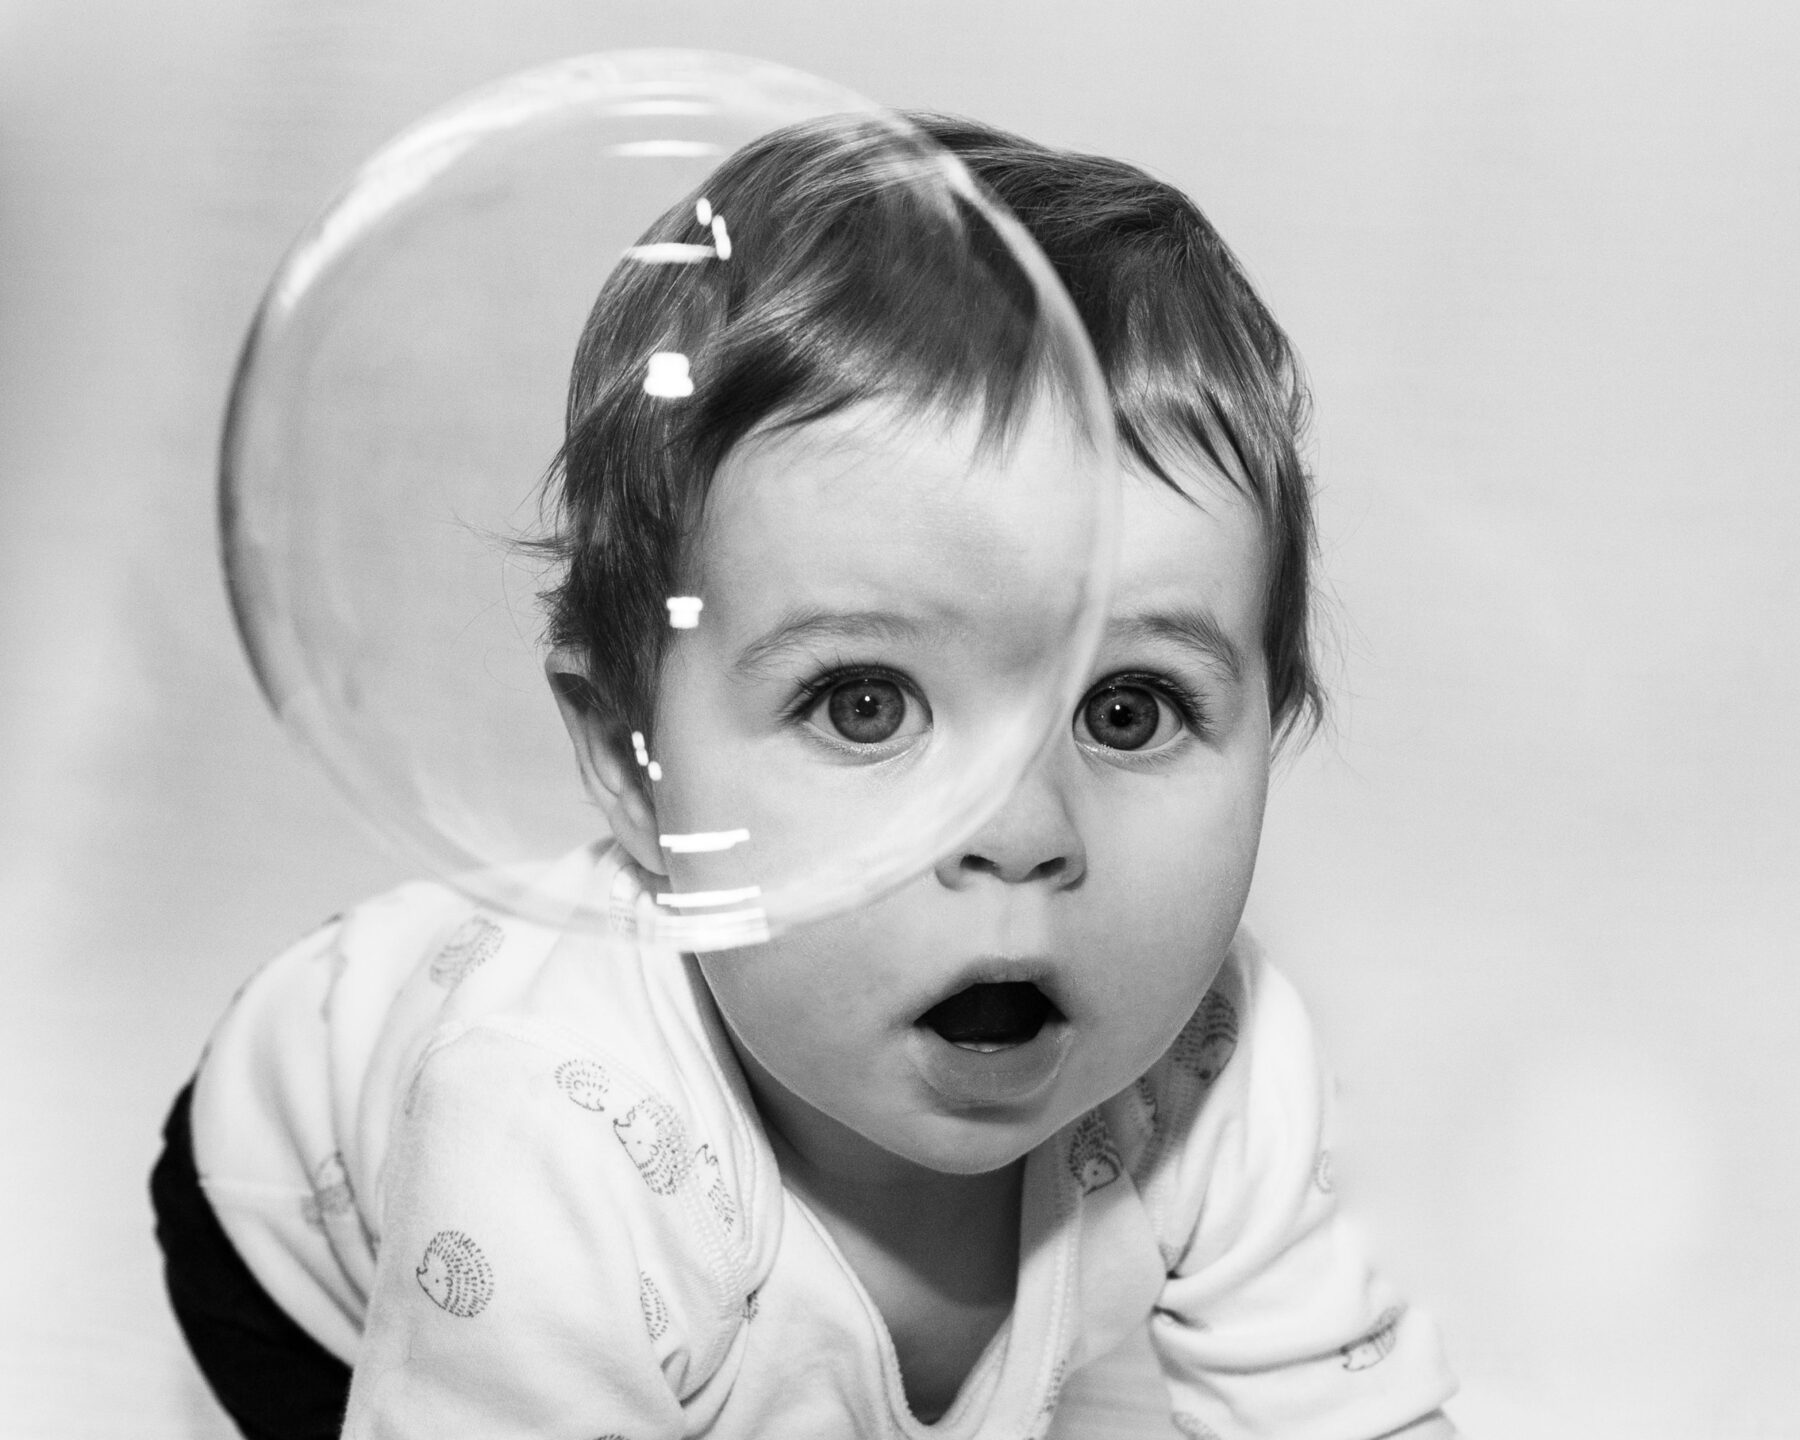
[923,117,1323,743]
[541,112,1322,747]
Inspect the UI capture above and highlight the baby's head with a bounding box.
[544,114,1319,1179]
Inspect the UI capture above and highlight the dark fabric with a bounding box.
[150,1080,352,1440]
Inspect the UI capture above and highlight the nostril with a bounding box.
[958,853,1068,883]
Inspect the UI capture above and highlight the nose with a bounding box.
[933,754,1086,890]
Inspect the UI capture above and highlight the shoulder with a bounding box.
[349,1008,760,1428]
[389,1010,772,1390]
[1131,939,1461,1433]
[1109,933,1335,1252]
[192,875,473,1168]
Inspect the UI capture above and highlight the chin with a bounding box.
[897,1107,1065,1177]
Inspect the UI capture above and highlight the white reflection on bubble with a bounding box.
[607,140,723,159]
[610,99,711,118]
[655,885,764,908]
[652,908,771,950]
[623,242,716,265]
[643,352,693,398]
[660,828,749,853]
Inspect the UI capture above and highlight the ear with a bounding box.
[545,646,667,878]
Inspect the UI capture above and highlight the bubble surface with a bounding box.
[222,51,1119,945]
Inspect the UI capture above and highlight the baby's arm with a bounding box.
[343,1024,688,1439]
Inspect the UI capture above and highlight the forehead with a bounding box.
[692,400,1266,646]
[1109,454,1267,647]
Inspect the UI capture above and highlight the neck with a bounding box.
[729,1035,1025,1423]
[771,1114,1025,1377]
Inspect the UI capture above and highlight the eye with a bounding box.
[804,674,926,748]
[1077,682,1185,753]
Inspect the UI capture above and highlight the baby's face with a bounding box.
[643,402,1270,1181]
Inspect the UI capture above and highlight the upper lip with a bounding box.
[911,956,1068,1026]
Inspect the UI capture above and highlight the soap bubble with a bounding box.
[221,51,1118,946]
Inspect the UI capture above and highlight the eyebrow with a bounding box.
[1113,607,1247,684]
[731,603,1247,684]
[732,608,930,677]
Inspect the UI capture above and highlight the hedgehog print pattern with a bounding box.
[429,915,504,989]
[1171,990,1239,1086]
[693,1144,738,1230]
[1340,1306,1402,1371]
[741,1288,760,1321]
[613,1098,692,1195]
[1067,1113,1122,1193]
[1172,1413,1227,1440]
[555,1058,612,1112]
[300,1152,354,1230]
[415,1230,493,1318]
[639,1272,669,1340]
[1134,1075,1160,1131]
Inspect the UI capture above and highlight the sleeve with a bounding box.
[1145,962,1457,1440]
[341,1023,705,1440]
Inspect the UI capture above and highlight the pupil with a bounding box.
[827,678,905,743]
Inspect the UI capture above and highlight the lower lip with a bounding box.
[907,1022,1073,1111]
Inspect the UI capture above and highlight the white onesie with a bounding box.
[191,844,1456,1439]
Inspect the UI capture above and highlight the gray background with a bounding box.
[3,2,1795,1436]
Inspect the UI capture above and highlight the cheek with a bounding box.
[1080,780,1264,1071]
[645,708,739,833]
[1074,773,1266,1021]
[644,689,795,895]
[1108,765,1264,904]
[697,922,889,1067]
[644,641,774,817]
[695,949,815,1089]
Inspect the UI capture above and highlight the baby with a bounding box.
[153,113,1461,1439]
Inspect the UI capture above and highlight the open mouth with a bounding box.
[918,982,1064,1052]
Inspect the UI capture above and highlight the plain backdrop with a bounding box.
[3,3,1796,1437]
